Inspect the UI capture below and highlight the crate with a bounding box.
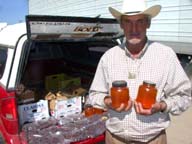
[45,73,68,90]
[45,73,81,91]
[58,77,81,90]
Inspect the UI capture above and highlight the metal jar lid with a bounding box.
[112,80,127,87]
[143,80,156,87]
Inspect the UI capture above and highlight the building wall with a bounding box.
[148,0,192,42]
[29,0,123,18]
[147,0,192,54]
[29,0,192,54]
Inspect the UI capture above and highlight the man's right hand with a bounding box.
[104,96,133,112]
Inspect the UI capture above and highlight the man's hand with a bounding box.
[134,101,167,115]
[104,96,133,112]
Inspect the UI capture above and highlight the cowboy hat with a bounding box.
[109,0,161,20]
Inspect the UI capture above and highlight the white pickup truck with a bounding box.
[0,15,122,144]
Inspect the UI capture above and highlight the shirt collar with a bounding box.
[122,39,149,59]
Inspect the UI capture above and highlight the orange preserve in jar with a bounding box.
[84,104,104,117]
[111,80,129,109]
[84,104,95,117]
[136,81,157,109]
[93,107,104,114]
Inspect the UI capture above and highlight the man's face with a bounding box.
[120,14,150,45]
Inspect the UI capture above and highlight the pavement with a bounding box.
[167,106,192,144]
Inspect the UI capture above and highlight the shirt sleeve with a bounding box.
[88,54,109,109]
[162,53,192,115]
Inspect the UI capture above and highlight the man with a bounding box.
[88,0,192,143]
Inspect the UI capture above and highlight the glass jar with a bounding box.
[93,107,104,114]
[136,81,157,109]
[84,104,95,117]
[111,80,129,109]
[84,104,104,117]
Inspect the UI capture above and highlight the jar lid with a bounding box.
[143,80,156,86]
[84,104,93,108]
[112,80,127,87]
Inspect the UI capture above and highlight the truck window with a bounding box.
[0,48,7,79]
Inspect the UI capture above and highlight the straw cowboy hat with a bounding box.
[109,0,161,20]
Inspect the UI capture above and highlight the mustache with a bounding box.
[130,33,140,37]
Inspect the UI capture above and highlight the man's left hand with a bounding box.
[134,101,167,115]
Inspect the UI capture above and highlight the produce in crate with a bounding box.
[22,113,108,144]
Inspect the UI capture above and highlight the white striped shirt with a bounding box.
[88,40,192,142]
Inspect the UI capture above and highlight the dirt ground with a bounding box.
[167,106,192,144]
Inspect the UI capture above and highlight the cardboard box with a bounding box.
[18,100,49,125]
[54,96,82,119]
[18,89,35,104]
